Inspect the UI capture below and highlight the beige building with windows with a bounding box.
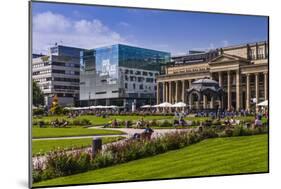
[156,41,268,111]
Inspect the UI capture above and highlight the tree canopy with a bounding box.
[33,80,44,106]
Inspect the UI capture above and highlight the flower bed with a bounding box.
[33,125,268,183]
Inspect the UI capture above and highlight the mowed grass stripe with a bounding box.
[32,136,125,156]
[32,128,124,138]
[34,134,268,187]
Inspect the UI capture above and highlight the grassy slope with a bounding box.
[32,136,125,156]
[34,134,268,187]
[32,128,124,138]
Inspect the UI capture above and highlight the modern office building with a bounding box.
[156,41,268,111]
[79,44,170,108]
[32,45,84,107]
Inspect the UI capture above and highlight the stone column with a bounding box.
[175,80,179,103]
[264,72,268,100]
[162,82,166,103]
[227,71,232,111]
[218,72,223,109]
[246,74,251,111]
[182,80,185,102]
[210,73,214,109]
[157,82,160,105]
[255,73,259,104]
[203,95,207,109]
[165,82,168,102]
[188,80,192,109]
[169,81,172,103]
[236,70,241,111]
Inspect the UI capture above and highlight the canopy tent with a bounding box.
[172,102,187,107]
[257,100,268,106]
[155,102,173,108]
[141,105,152,108]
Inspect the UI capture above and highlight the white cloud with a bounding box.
[32,11,127,54]
[222,40,229,47]
[118,21,130,27]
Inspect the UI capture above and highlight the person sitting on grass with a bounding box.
[141,125,154,140]
[125,120,131,128]
[173,119,179,127]
[179,117,187,127]
[112,119,118,128]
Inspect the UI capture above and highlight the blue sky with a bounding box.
[32,2,268,55]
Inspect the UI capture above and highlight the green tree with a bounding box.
[33,80,44,106]
[50,95,62,115]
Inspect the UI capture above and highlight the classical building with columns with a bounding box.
[156,41,268,111]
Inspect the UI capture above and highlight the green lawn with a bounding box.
[33,115,175,126]
[32,128,125,139]
[34,134,268,187]
[32,136,125,156]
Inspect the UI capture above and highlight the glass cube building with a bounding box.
[79,44,170,108]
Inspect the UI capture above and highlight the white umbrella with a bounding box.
[141,105,152,108]
[95,105,104,109]
[257,100,268,106]
[172,102,187,107]
[108,105,118,109]
[157,102,172,108]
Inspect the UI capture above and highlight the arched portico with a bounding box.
[187,78,224,110]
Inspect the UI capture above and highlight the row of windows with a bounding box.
[95,90,119,95]
[33,70,51,75]
[33,62,50,68]
[52,70,79,75]
[52,61,80,68]
[53,77,79,82]
[56,93,77,98]
[124,83,157,90]
[35,77,79,83]
[249,48,266,60]
[54,85,79,90]
[124,75,155,83]
[123,69,157,76]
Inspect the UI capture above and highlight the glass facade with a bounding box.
[118,44,170,70]
[80,44,170,106]
[50,45,83,57]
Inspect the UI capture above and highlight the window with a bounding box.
[135,71,141,75]
[130,76,135,81]
[139,84,143,90]
[250,49,255,59]
[96,91,106,94]
[125,83,128,89]
[258,48,264,59]
[133,83,136,89]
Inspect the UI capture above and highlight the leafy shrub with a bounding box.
[201,128,219,139]
[33,125,268,183]
[72,119,91,126]
[160,120,172,127]
[92,151,114,169]
[149,119,158,127]
[33,108,44,116]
